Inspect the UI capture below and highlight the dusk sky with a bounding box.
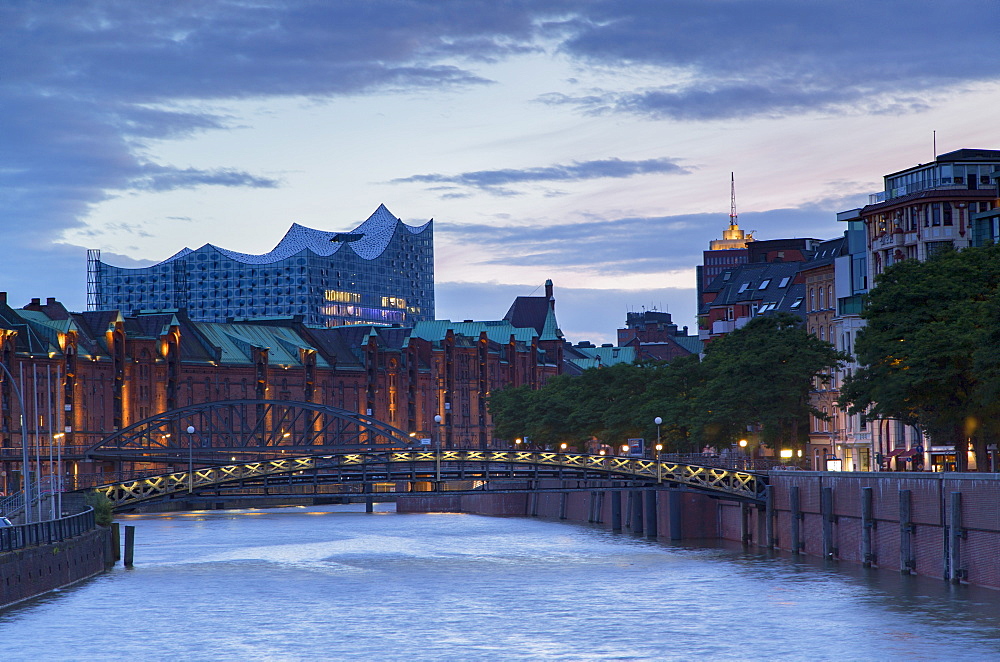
[4,1,999,343]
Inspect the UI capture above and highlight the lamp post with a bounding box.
[433,414,442,485]
[52,432,65,519]
[186,425,195,494]
[739,439,748,469]
[0,361,31,523]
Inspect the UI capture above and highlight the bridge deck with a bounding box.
[85,450,768,509]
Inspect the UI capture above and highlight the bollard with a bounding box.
[111,522,121,562]
[365,498,374,513]
[124,525,135,567]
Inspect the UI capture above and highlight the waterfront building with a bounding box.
[862,149,1000,285]
[0,285,566,487]
[799,236,848,471]
[859,149,1000,471]
[87,204,434,328]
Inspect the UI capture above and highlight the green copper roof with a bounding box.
[409,320,537,346]
[192,322,330,367]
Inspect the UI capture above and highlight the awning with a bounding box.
[884,448,905,459]
[896,449,919,459]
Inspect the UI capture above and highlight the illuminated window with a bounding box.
[324,290,361,303]
[381,296,407,309]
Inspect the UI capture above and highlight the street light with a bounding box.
[0,361,31,522]
[186,425,196,494]
[739,439,748,468]
[52,432,65,519]
[654,416,662,460]
[433,414,443,485]
[621,443,630,457]
[655,443,663,484]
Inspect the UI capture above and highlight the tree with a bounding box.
[698,313,847,453]
[840,244,1000,470]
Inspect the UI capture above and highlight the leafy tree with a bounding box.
[841,244,1000,470]
[697,313,848,452]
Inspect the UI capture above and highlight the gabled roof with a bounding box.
[503,297,561,341]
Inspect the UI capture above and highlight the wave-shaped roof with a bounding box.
[153,204,430,266]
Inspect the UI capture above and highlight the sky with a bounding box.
[4,1,1000,344]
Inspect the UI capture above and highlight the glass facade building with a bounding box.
[88,204,434,327]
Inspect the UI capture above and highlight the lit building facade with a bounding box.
[87,204,434,328]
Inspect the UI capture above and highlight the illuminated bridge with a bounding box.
[76,400,768,510]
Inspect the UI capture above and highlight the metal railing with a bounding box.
[0,506,97,553]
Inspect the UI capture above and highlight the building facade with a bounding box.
[0,287,565,491]
[88,204,434,328]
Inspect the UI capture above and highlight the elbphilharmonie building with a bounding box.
[87,204,434,327]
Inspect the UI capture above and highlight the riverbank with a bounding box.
[398,471,1000,589]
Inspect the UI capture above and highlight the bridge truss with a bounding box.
[87,449,769,510]
[85,399,417,466]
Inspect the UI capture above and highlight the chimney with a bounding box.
[0,292,5,305]
[30,298,40,306]
[47,297,57,306]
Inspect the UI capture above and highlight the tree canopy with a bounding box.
[840,243,1000,470]
[489,313,845,456]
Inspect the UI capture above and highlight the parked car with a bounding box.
[0,516,13,527]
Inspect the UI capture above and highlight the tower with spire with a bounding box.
[697,173,756,299]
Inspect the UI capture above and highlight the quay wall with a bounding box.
[398,472,1000,589]
[0,527,112,610]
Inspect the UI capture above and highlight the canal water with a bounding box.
[3,504,1000,661]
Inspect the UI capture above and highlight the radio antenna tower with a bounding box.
[730,172,738,226]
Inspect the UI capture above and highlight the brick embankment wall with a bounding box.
[0,527,112,610]
[400,473,1000,590]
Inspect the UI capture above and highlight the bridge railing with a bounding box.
[0,507,97,553]
[91,448,768,508]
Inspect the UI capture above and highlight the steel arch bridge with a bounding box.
[85,399,418,466]
[87,449,768,510]
[79,400,768,510]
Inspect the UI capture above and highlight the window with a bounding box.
[738,283,750,293]
[790,297,803,309]
[778,276,790,288]
[943,203,952,226]
[809,288,815,310]
[758,280,770,289]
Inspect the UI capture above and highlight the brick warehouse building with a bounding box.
[0,286,565,491]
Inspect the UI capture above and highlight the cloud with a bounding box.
[392,157,690,195]
[554,1,995,120]
[442,203,843,277]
